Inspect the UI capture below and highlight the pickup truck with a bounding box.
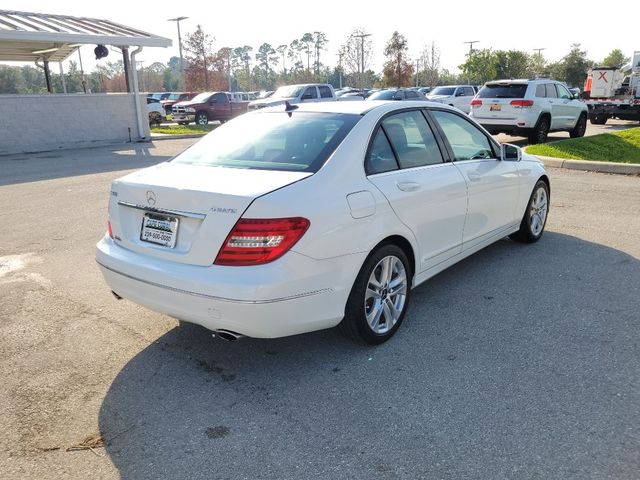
[172,91,252,125]
[248,83,337,109]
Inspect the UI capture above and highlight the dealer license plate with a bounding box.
[140,213,179,248]
[490,104,502,111]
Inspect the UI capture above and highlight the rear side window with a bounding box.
[406,90,419,99]
[382,111,444,169]
[545,84,558,98]
[478,84,528,98]
[319,86,333,98]
[535,84,546,97]
[463,87,475,96]
[366,130,398,174]
[431,110,495,161]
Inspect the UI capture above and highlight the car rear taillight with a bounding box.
[510,99,534,108]
[214,217,310,266]
[107,221,113,239]
[470,99,482,107]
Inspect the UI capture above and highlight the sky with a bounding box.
[2,0,637,77]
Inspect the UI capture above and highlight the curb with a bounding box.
[527,152,640,175]
[150,133,207,141]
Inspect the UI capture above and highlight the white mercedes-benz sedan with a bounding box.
[96,101,549,344]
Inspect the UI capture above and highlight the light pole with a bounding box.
[353,33,371,91]
[463,40,479,85]
[533,48,546,77]
[337,51,344,89]
[168,16,188,87]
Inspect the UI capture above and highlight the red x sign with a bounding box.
[598,71,608,83]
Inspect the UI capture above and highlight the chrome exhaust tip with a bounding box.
[213,329,245,342]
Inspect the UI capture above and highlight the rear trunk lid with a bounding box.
[109,162,311,266]
[472,82,529,120]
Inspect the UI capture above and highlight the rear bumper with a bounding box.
[96,236,366,338]
[475,120,533,136]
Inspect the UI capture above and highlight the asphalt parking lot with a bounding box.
[1,138,639,479]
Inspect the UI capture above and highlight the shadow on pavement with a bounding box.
[99,232,640,479]
[0,142,173,186]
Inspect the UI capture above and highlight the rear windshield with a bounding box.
[172,111,360,173]
[368,90,397,100]
[478,84,528,98]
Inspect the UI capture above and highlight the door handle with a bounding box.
[468,173,481,182]
[396,181,421,192]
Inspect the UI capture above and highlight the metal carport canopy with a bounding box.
[0,9,171,62]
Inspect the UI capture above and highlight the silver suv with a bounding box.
[469,79,588,144]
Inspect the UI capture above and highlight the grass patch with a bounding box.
[151,124,217,135]
[525,128,640,163]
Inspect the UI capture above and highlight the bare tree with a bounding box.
[312,32,328,76]
[300,33,314,72]
[341,28,373,75]
[276,44,288,74]
[420,41,441,87]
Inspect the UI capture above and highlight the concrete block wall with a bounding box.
[0,93,151,155]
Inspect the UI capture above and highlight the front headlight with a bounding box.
[185,107,196,113]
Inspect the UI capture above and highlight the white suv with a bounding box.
[469,79,588,144]
[426,85,477,113]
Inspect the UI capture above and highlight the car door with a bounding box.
[555,83,581,128]
[544,83,565,129]
[454,87,474,113]
[429,109,521,250]
[318,85,334,102]
[365,110,468,272]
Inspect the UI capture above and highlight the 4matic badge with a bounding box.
[210,207,238,214]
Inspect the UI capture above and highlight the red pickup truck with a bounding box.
[172,91,255,125]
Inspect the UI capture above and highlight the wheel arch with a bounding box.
[374,235,417,279]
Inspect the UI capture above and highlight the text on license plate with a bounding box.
[490,104,501,111]
[140,213,179,248]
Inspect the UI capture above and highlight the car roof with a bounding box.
[255,100,457,116]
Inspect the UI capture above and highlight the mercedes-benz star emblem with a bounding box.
[146,190,156,206]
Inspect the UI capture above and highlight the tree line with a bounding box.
[0,25,632,95]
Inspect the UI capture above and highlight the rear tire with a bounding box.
[590,114,607,125]
[528,116,550,144]
[569,113,587,138]
[339,244,411,345]
[510,180,549,244]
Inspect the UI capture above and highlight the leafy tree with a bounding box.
[300,33,314,72]
[183,25,215,90]
[601,49,629,68]
[0,65,26,93]
[459,48,496,84]
[276,44,288,74]
[530,52,547,78]
[494,50,532,79]
[438,69,460,85]
[256,43,278,78]
[312,31,328,75]
[382,31,412,88]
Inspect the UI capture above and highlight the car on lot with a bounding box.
[469,79,588,144]
[97,101,549,345]
[248,84,337,109]
[146,97,166,126]
[172,91,251,125]
[367,89,427,101]
[426,85,477,113]
[161,92,198,115]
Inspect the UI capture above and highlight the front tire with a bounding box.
[195,111,209,126]
[569,113,587,138]
[339,244,411,345]
[510,180,549,243]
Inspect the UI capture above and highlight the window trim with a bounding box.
[364,107,447,176]
[424,107,500,162]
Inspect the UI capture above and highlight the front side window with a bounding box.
[303,87,318,99]
[173,112,359,172]
[556,84,572,99]
[382,111,444,168]
[431,110,495,161]
[463,87,475,96]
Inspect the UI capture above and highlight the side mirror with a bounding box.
[501,143,521,161]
